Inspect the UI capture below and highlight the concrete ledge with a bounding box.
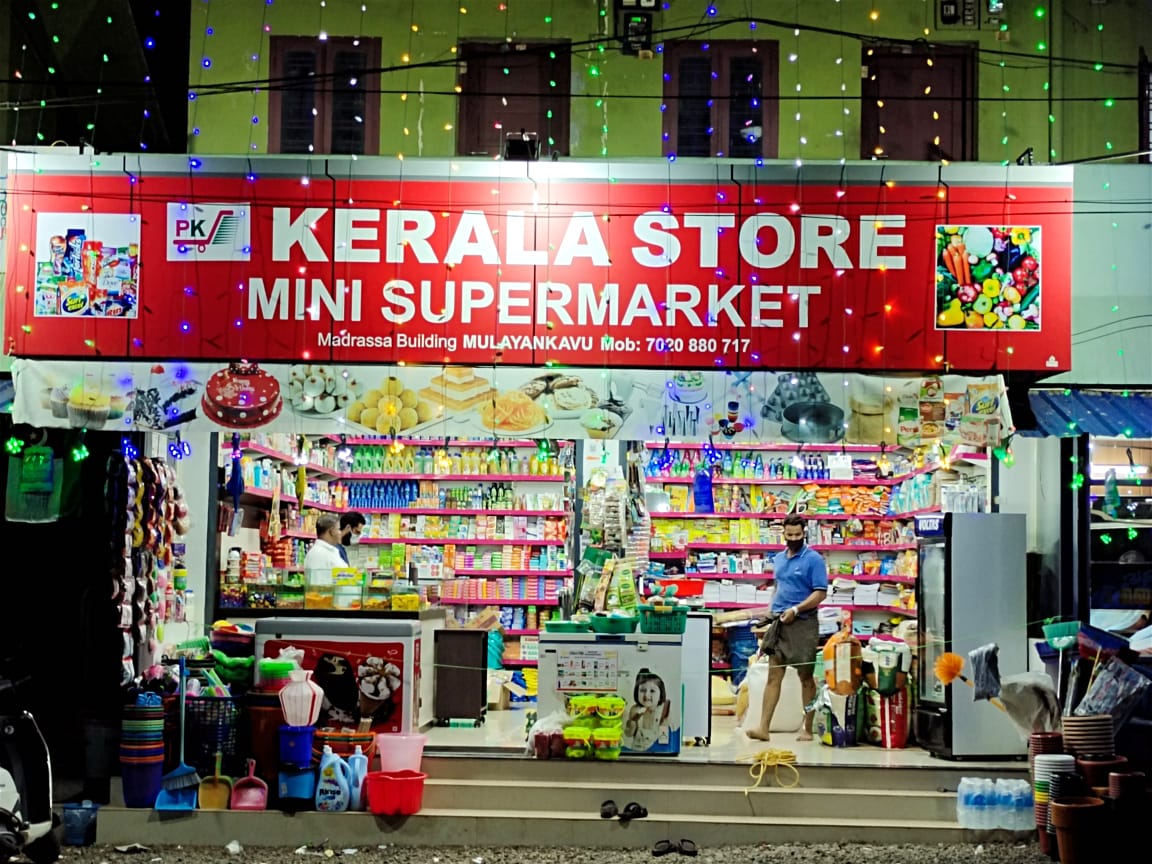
[96,807,1031,848]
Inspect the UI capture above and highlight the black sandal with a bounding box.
[651,841,677,857]
[600,800,618,819]
[619,802,649,822]
[677,840,698,857]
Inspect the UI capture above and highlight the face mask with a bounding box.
[349,533,361,545]
[786,538,804,552]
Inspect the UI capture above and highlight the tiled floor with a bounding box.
[424,706,1016,769]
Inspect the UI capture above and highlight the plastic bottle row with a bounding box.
[956,777,1033,830]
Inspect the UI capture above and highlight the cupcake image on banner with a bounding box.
[37,368,134,429]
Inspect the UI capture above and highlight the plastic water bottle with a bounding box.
[971,778,995,829]
[1013,779,1034,830]
[995,779,1013,829]
[956,777,975,828]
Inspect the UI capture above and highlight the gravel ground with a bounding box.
[55,843,1048,864]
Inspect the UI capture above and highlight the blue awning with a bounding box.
[1028,389,1152,438]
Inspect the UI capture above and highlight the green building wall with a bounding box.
[187,0,1143,164]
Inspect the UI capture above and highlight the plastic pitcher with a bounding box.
[374,733,426,772]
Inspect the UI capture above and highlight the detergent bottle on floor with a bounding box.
[315,745,352,812]
[348,744,369,811]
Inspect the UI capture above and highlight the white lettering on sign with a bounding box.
[248,206,911,327]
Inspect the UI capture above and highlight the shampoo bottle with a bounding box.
[347,744,370,811]
[315,745,352,812]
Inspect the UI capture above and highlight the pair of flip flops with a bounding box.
[652,840,697,857]
[600,800,648,822]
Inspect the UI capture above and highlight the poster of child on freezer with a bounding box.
[622,668,681,754]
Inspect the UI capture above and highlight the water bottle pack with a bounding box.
[956,777,1033,830]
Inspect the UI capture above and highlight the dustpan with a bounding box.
[198,751,232,810]
[230,759,268,811]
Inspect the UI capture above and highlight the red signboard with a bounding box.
[4,166,1072,371]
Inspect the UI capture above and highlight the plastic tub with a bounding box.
[365,769,426,816]
[543,620,591,633]
[121,762,164,808]
[374,733,426,772]
[589,614,638,634]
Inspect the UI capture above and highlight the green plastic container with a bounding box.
[589,614,639,634]
[544,620,592,633]
[638,605,688,635]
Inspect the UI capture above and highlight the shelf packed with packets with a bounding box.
[285,511,568,546]
[439,576,566,606]
[226,434,570,480]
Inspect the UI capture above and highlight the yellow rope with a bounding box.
[740,748,800,793]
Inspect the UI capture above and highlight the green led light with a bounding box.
[1094,63,1104,71]
[1034,7,1046,18]
[589,66,600,76]
[1037,42,1046,51]
[1104,98,1114,107]
[1100,533,1112,545]
[52,35,59,43]
[1128,528,1139,540]
[502,67,509,75]
[544,15,552,23]
[546,109,553,118]
[1112,305,1120,312]
[47,66,55,74]
[1097,23,1104,31]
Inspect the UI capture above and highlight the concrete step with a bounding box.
[422,754,1028,792]
[94,806,1031,848]
[422,778,958,822]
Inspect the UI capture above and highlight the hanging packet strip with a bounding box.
[19,445,55,493]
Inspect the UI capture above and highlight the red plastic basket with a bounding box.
[365,769,426,816]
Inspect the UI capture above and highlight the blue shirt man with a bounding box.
[771,544,829,617]
[747,514,828,743]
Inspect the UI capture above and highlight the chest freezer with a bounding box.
[255,617,421,734]
[537,631,683,756]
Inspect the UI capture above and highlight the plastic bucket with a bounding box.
[246,691,282,790]
[62,801,99,845]
[121,762,164,808]
[279,724,315,768]
[278,766,316,801]
[374,733,426,772]
[365,770,426,816]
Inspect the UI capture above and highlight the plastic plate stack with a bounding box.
[1033,753,1076,854]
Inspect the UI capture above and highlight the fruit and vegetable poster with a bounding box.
[4,153,1072,373]
[935,226,1040,331]
[11,358,1011,448]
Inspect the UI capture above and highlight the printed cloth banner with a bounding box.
[11,358,1010,446]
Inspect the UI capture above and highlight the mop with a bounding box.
[933,652,1008,712]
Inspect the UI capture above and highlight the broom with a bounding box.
[933,652,1008,713]
[159,657,201,793]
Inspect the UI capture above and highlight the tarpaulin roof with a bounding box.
[1028,389,1152,438]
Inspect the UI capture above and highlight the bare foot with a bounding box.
[745,728,772,742]
[795,730,814,742]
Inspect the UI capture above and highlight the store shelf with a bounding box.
[439,597,560,606]
[822,604,915,616]
[501,658,538,667]
[678,573,774,581]
[354,508,568,517]
[646,442,887,453]
[649,467,933,488]
[453,569,572,578]
[223,444,565,482]
[240,488,341,512]
[330,437,566,448]
[213,607,427,619]
[650,543,917,556]
[648,507,941,520]
[503,629,539,636]
[360,537,565,547]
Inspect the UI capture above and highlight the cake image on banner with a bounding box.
[133,363,201,430]
[285,364,365,419]
[419,366,496,411]
[201,361,283,429]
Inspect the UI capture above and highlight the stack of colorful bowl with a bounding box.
[1032,753,1076,857]
[257,659,296,692]
[1061,715,1114,757]
[120,696,166,807]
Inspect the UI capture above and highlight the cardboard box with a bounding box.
[486,671,529,710]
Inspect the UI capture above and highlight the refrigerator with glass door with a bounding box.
[914,512,1027,759]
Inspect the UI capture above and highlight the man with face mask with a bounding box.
[337,512,367,565]
[747,513,828,743]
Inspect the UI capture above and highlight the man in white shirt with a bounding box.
[303,514,348,580]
